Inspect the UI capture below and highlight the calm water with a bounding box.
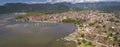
[0,13,76,47]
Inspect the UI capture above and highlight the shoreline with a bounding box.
[15,19,79,39]
[15,10,120,47]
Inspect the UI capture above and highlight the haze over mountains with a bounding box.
[0,1,120,14]
[46,0,120,3]
[1,0,120,5]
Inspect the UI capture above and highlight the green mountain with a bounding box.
[0,2,120,14]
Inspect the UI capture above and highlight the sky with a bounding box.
[0,0,119,5]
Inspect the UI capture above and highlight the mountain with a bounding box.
[0,3,70,14]
[0,2,120,14]
[71,2,120,11]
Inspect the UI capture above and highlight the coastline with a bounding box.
[15,10,120,47]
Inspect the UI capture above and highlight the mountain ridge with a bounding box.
[0,1,120,14]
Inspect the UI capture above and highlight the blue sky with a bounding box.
[0,0,47,5]
[0,0,119,5]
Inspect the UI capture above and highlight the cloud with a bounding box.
[29,2,41,4]
[47,0,102,3]
[46,0,120,3]
[25,0,120,4]
[26,1,47,4]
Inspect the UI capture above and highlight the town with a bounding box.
[16,10,120,47]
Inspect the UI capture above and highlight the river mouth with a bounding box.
[0,22,76,47]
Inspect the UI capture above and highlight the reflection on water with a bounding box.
[0,22,76,47]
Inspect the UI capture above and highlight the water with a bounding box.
[0,13,76,47]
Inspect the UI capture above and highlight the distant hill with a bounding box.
[0,3,70,14]
[0,2,120,14]
[71,2,120,12]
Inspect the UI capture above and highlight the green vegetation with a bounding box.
[0,3,71,14]
[82,39,87,44]
[96,25,101,28]
[15,15,24,19]
[81,34,85,37]
[103,31,107,33]
[15,12,45,19]
[63,11,120,47]
[89,20,100,26]
[62,18,86,25]
[103,25,106,28]
[107,18,120,23]
[77,39,94,47]
[108,18,115,22]
[78,41,81,45]
[15,11,60,19]
[67,12,78,16]
[109,33,113,37]
[104,37,109,40]
[89,23,95,26]
[113,36,118,41]
[108,27,115,31]
[62,19,77,23]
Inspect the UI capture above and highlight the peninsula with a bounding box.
[16,10,120,47]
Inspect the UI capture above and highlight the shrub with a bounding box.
[78,41,81,45]
[108,27,115,31]
[89,23,95,26]
[15,16,24,19]
[96,25,101,28]
[82,39,87,44]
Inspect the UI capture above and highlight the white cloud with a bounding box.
[26,1,46,4]
[46,0,119,3]
[27,0,120,4]
[47,0,102,3]
[30,2,40,4]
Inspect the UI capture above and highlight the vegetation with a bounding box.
[89,20,101,26]
[0,3,70,14]
[96,25,101,28]
[0,2,120,14]
[62,18,86,24]
[15,11,66,19]
[107,18,120,23]
[108,27,115,31]
[63,11,120,47]
[15,12,45,19]
[77,39,94,47]
[15,16,25,19]
[62,19,77,23]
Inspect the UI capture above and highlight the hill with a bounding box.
[0,2,120,14]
